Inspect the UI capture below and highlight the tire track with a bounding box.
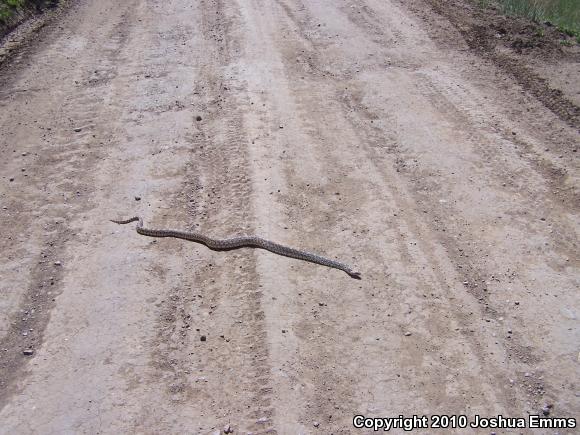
[0,0,136,411]
[143,1,279,432]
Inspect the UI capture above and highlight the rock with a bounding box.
[23,349,34,356]
[9,177,14,182]
[313,422,319,427]
[224,424,233,433]
[200,335,207,342]
[541,405,550,416]
[74,127,82,132]
[54,261,62,266]
[196,115,202,121]
[134,196,141,201]
[404,332,412,336]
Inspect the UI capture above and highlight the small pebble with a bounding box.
[313,422,319,427]
[196,115,202,121]
[74,127,82,132]
[9,177,15,182]
[134,196,141,201]
[200,335,207,342]
[54,261,62,266]
[224,424,233,434]
[404,332,412,336]
[23,349,34,356]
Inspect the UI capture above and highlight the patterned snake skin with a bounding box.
[111,216,361,279]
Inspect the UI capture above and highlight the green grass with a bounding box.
[0,0,26,23]
[494,0,580,38]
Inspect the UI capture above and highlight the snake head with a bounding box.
[349,271,362,280]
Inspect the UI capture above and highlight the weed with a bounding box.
[495,0,580,37]
[0,0,31,24]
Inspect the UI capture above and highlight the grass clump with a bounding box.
[0,0,26,23]
[497,0,580,38]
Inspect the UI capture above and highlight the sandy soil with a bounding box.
[0,0,578,433]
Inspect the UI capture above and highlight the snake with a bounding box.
[111,216,361,279]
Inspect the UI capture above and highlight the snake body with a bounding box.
[111,216,361,279]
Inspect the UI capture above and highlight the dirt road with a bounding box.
[0,0,578,433]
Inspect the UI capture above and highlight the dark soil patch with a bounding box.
[413,0,580,130]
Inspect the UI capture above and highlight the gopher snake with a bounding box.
[111,216,361,279]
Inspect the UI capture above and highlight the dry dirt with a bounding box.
[0,0,578,434]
